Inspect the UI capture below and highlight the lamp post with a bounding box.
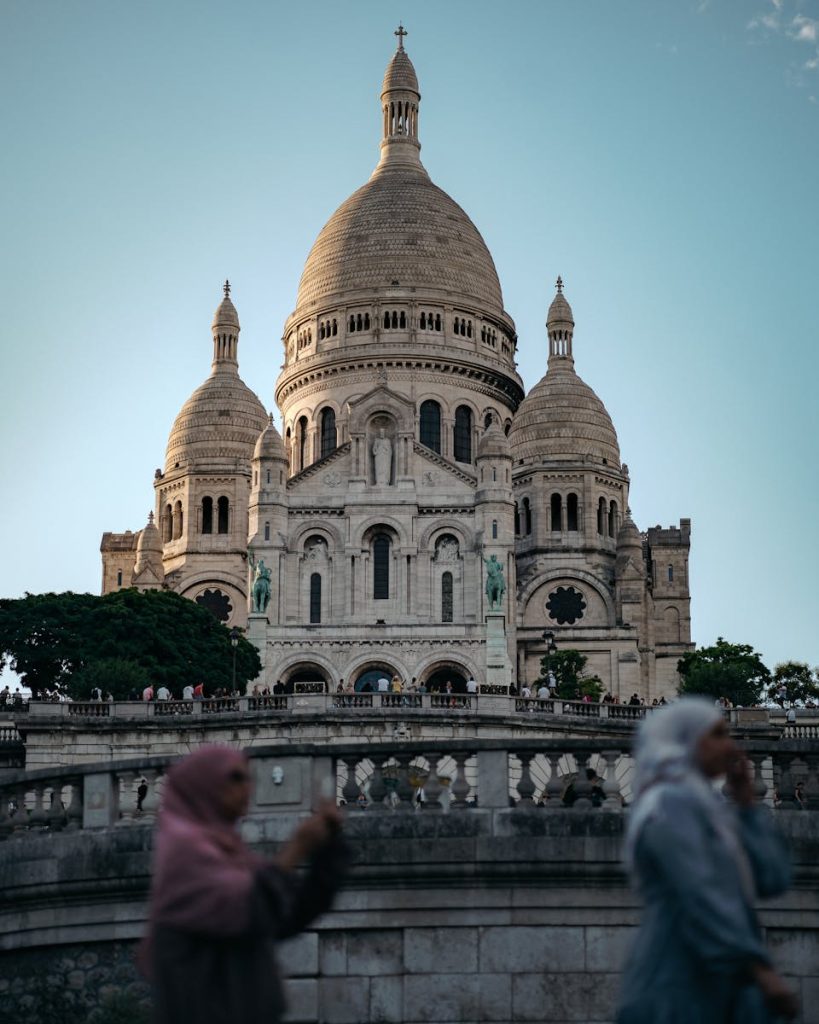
[541,629,558,694]
[230,627,240,694]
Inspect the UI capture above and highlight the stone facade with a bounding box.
[100,35,692,700]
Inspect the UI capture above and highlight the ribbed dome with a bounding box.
[617,511,642,552]
[509,362,620,467]
[136,513,162,555]
[382,49,419,94]
[165,374,268,473]
[295,167,505,315]
[548,290,574,326]
[253,414,287,461]
[478,419,511,458]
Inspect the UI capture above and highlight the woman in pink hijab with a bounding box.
[141,745,345,1024]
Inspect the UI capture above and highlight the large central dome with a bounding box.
[295,167,505,316]
[291,35,506,321]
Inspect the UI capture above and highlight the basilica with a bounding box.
[101,31,692,699]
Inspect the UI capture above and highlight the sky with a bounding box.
[0,0,817,673]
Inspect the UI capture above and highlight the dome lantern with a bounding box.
[211,279,240,372]
[547,275,575,365]
[377,25,423,171]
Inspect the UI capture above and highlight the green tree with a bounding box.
[769,661,819,705]
[0,590,261,699]
[677,637,770,707]
[538,648,604,701]
[71,658,152,701]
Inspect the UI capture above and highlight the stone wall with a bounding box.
[2,809,819,1023]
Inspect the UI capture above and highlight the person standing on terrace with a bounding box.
[617,698,797,1023]
[141,745,346,1024]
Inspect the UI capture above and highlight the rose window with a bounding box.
[195,588,233,623]
[546,586,586,625]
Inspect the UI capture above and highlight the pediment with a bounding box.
[413,442,477,488]
[347,386,416,432]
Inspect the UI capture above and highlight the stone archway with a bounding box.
[422,662,469,694]
[353,663,398,693]
[282,662,330,694]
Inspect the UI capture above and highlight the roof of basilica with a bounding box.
[292,36,507,321]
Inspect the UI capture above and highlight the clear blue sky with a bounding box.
[1,0,817,672]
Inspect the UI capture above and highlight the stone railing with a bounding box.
[1,735,817,841]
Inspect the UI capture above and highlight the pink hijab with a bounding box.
[141,745,261,966]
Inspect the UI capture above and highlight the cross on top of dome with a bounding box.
[223,279,231,299]
[394,23,408,51]
[556,275,563,294]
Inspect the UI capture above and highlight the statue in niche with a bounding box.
[372,428,393,486]
[435,536,459,562]
[305,538,328,561]
[484,554,506,610]
[248,549,272,614]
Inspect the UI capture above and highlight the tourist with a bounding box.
[786,706,797,725]
[193,682,204,700]
[466,676,478,695]
[391,674,402,694]
[183,683,194,701]
[156,684,171,701]
[520,683,531,699]
[91,686,103,702]
[537,682,549,700]
[272,680,284,695]
[142,684,155,702]
[508,682,518,697]
[616,698,797,1022]
[128,687,140,702]
[377,675,390,693]
[141,746,346,1024]
[563,767,604,808]
[104,691,114,703]
[628,693,641,707]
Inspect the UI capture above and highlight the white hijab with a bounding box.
[624,697,754,898]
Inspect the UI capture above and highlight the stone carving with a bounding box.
[305,537,328,561]
[372,428,392,485]
[484,555,506,610]
[423,471,437,486]
[435,536,459,562]
[248,549,272,613]
[324,471,342,487]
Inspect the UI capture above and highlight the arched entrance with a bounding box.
[282,663,330,694]
[424,664,468,694]
[353,664,397,693]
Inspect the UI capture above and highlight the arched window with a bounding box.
[420,312,427,330]
[668,564,674,583]
[320,407,336,458]
[441,571,453,623]
[391,310,398,328]
[550,494,562,532]
[608,500,618,538]
[492,520,498,539]
[264,521,270,541]
[364,313,370,330]
[201,497,213,534]
[383,311,390,329]
[373,534,390,600]
[309,573,321,624]
[484,413,493,431]
[523,497,532,535]
[349,315,355,332]
[297,415,308,472]
[597,497,607,535]
[435,313,441,331]
[567,493,579,532]
[419,400,442,453]
[172,500,183,540]
[332,319,338,336]
[514,502,520,536]
[163,504,172,543]
[117,569,123,587]
[453,405,473,463]
[399,311,406,328]
[217,496,229,534]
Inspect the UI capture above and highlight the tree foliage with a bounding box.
[770,661,819,705]
[677,637,771,706]
[538,648,604,701]
[0,590,261,698]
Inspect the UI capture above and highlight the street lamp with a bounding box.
[230,627,240,694]
[541,629,558,694]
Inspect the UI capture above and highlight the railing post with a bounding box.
[451,753,470,809]
[601,750,623,810]
[515,752,537,807]
[544,753,564,808]
[476,749,509,808]
[82,772,119,829]
[421,754,443,811]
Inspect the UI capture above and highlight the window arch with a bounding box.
[597,497,607,535]
[297,415,308,472]
[550,494,562,532]
[217,496,229,534]
[319,407,337,459]
[419,400,442,453]
[201,497,213,534]
[309,573,321,624]
[172,500,183,540]
[668,564,674,584]
[514,502,520,536]
[441,571,453,623]
[373,534,391,600]
[163,504,172,543]
[264,521,270,541]
[567,493,579,532]
[523,497,532,536]
[492,520,498,539]
[608,500,618,538]
[453,406,473,463]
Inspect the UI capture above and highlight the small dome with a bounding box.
[547,286,574,327]
[617,511,642,552]
[477,418,510,458]
[509,362,620,467]
[382,48,419,95]
[212,281,239,329]
[165,374,267,473]
[136,512,162,556]
[254,414,287,461]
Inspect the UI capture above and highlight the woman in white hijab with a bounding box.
[616,697,797,1023]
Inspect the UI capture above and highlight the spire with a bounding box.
[211,280,240,373]
[547,275,575,366]
[376,25,423,172]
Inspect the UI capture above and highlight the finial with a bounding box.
[223,279,231,299]
[556,275,563,294]
[148,511,155,525]
[268,412,274,424]
[395,23,408,51]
